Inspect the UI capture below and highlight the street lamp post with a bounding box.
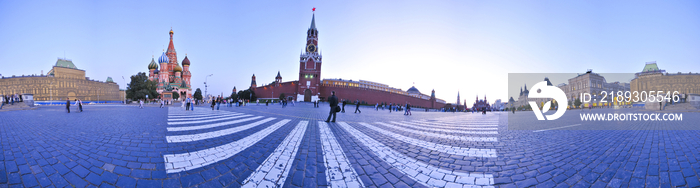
[122,76,126,104]
[204,74,213,102]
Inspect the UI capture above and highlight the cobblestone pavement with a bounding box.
[1,103,700,187]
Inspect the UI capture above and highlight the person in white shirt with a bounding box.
[139,100,144,109]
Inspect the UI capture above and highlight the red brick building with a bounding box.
[250,12,447,109]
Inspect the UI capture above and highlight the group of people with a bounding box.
[181,98,195,110]
[65,98,83,113]
[1,94,22,109]
[339,99,362,113]
[280,98,294,108]
[211,95,224,110]
[324,92,414,122]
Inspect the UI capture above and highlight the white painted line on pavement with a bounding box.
[356,122,497,157]
[411,120,498,127]
[241,121,308,187]
[389,121,498,133]
[168,114,257,125]
[319,121,365,188]
[533,124,582,133]
[166,118,276,143]
[397,121,498,130]
[168,113,246,121]
[374,122,498,141]
[167,116,263,131]
[163,119,291,174]
[337,122,494,187]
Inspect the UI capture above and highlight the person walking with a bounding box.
[66,98,71,113]
[139,99,144,109]
[389,103,392,113]
[186,97,190,111]
[191,98,195,111]
[405,103,411,115]
[78,99,83,112]
[354,100,361,113]
[341,100,346,113]
[211,97,216,110]
[160,99,165,108]
[325,91,339,122]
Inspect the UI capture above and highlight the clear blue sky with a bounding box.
[1,1,699,105]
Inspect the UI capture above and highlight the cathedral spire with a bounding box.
[167,28,177,64]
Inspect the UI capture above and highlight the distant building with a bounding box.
[472,95,491,111]
[555,70,631,107]
[631,61,700,97]
[249,12,447,109]
[0,58,120,101]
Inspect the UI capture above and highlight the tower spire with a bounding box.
[310,12,316,30]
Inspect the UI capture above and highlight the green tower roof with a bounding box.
[55,58,77,69]
[642,62,659,72]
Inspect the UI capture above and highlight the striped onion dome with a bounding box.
[174,64,183,72]
[158,52,169,64]
[182,55,190,66]
[148,57,158,70]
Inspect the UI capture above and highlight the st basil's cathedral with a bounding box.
[147,29,192,100]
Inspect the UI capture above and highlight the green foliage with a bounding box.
[194,88,203,100]
[279,93,286,100]
[230,92,237,101]
[172,91,180,100]
[574,98,582,108]
[236,89,257,101]
[125,72,159,100]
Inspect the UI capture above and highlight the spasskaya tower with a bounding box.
[297,11,322,102]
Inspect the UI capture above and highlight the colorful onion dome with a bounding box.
[158,52,169,64]
[174,64,183,72]
[154,69,159,74]
[182,55,190,66]
[148,57,158,70]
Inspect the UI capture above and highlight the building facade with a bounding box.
[249,12,447,109]
[147,29,193,101]
[630,62,700,97]
[0,58,120,101]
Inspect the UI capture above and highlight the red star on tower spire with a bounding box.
[312,7,316,12]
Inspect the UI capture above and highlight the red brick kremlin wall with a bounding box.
[318,84,444,109]
[251,81,299,99]
[251,82,446,109]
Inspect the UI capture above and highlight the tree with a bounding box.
[172,92,180,100]
[574,98,582,108]
[126,72,159,101]
[229,92,237,101]
[194,88,203,101]
[237,89,257,101]
[279,93,286,100]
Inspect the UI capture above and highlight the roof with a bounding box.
[182,56,190,66]
[642,62,660,72]
[55,58,77,69]
[106,77,114,83]
[407,86,420,94]
[276,71,282,78]
[310,14,316,30]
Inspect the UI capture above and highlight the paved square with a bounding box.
[1,103,699,187]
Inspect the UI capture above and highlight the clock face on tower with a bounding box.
[306,44,316,52]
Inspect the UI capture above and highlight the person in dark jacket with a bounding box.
[341,99,346,113]
[66,98,71,113]
[326,91,339,122]
[354,100,361,113]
